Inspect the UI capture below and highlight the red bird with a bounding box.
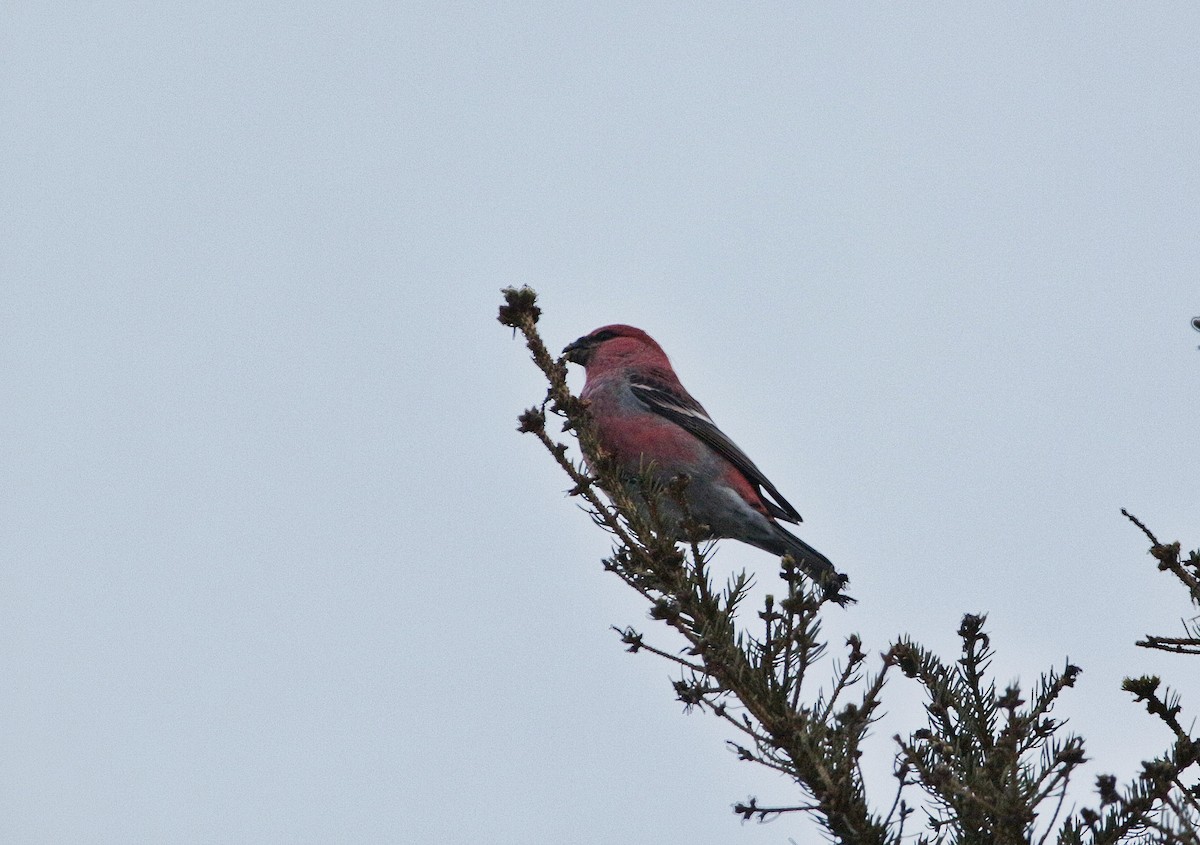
[563,324,851,605]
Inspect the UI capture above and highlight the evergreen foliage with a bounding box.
[500,287,1200,845]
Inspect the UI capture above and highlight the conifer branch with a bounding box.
[503,289,1200,845]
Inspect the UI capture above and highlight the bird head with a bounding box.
[562,324,668,370]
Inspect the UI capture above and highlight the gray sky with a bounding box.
[3,4,1199,844]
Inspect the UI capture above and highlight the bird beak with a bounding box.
[562,336,592,366]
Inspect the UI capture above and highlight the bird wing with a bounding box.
[629,376,803,523]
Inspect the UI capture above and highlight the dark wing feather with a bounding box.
[630,377,803,523]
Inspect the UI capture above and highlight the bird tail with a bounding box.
[771,525,855,607]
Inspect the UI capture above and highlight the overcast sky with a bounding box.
[3,4,1199,844]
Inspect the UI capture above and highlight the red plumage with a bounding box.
[563,325,852,606]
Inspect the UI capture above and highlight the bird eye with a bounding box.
[591,329,618,343]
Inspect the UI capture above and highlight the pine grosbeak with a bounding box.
[563,325,851,605]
